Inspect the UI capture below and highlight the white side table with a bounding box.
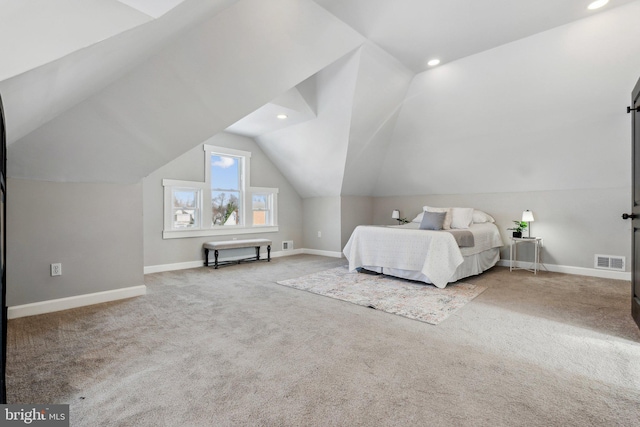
[510,237,544,274]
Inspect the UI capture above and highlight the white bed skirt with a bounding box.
[362,247,500,285]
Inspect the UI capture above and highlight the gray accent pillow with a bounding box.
[419,211,446,230]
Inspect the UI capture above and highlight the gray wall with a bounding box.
[143,132,303,267]
[371,188,631,271]
[340,196,373,249]
[7,178,144,306]
[302,196,342,253]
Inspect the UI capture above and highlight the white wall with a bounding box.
[7,179,144,306]
[143,132,303,268]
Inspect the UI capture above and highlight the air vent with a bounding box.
[282,240,294,251]
[594,254,625,271]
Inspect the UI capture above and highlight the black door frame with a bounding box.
[631,78,640,330]
[0,93,6,403]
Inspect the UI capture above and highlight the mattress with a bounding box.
[343,222,503,287]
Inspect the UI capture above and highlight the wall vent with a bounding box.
[594,254,625,271]
[282,240,294,251]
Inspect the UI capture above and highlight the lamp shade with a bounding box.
[522,210,534,222]
[392,209,400,219]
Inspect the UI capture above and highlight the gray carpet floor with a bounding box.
[6,254,640,426]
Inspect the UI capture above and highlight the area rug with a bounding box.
[276,266,487,325]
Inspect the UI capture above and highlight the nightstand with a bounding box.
[510,237,544,274]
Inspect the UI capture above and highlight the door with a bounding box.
[627,78,640,330]
[0,93,6,402]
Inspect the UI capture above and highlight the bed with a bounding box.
[342,207,504,288]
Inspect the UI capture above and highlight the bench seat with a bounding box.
[203,239,272,269]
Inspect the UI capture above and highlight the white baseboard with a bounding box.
[496,260,631,281]
[144,260,204,274]
[10,257,626,320]
[272,248,305,258]
[144,249,306,274]
[8,285,147,319]
[144,248,342,274]
[145,254,629,281]
[301,248,343,258]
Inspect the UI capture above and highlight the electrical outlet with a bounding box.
[51,263,62,276]
[317,231,322,238]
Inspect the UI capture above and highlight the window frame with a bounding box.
[207,147,246,229]
[169,185,203,230]
[163,180,207,234]
[162,144,278,239]
[250,187,279,227]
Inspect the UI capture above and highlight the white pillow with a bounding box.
[411,212,425,223]
[423,206,452,229]
[472,209,495,223]
[450,207,474,229]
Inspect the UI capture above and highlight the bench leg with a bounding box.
[214,250,219,269]
[255,246,260,261]
[267,245,271,262]
[204,248,209,267]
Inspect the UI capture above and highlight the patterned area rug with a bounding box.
[276,266,487,325]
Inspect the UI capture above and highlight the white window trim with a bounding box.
[162,179,207,233]
[249,187,279,227]
[206,145,248,228]
[162,146,279,239]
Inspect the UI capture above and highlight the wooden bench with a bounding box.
[203,239,272,269]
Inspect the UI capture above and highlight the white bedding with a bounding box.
[342,222,503,288]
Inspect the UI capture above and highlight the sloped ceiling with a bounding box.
[255,0,640,197]
[256,42,413,198]
[0,0,151,81]
[256,51,361,198]
[339,43,413,196]
[117,0,187,18]
[225,86,317,137]
[1,0,239,144]
[375,1,640,196]
[3,0,364,183]
[314,0,640,73]
[1,0,639,198]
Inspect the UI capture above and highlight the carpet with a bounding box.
[8,256,640,426]
[276,266,487,325]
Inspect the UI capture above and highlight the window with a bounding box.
[210,153,243,227]
[251,190,277,226]
[171,187,201,229]
[162,144,278,239]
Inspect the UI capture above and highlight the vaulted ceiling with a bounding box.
[1,0,639,197]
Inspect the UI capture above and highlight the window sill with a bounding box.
[162,226,279,240]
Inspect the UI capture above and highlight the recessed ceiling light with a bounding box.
[587,0,609,10]
[276,114,288,119]
[427,59,441,67]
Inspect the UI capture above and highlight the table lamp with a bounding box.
[522,210,534,238]
[392,209,400,224]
